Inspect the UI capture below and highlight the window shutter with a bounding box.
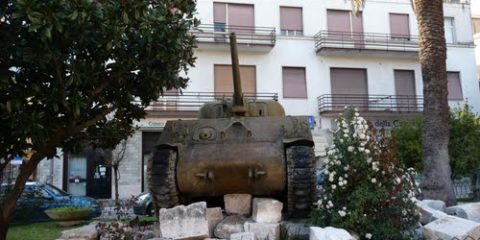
[283,67,307,98]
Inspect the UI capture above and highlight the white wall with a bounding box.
[188,0,480,122]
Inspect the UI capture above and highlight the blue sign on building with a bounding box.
[308,116,316,129]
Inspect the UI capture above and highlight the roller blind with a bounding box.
[390,13,410,39]
[283,67,307,98]
[447,72,463,100]
[214,65,256,94]
[280,7,303,31]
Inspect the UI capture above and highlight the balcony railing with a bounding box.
[144,92,278,116]
[192,24,276,46]
[314,31,419,54]
[318,94,424,115]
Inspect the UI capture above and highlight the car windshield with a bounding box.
[43,184,69,196]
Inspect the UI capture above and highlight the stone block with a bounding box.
[422,199,446,212]
[214,215,246,239]
[59,224,98,240]
[251,198,283,223]
[207,207,224,237]
[309,227,355,240]
[445,205,468,219]
[415,199,448,224]
[230,232,255,240]
[446,203,480,222]
[159,202,209,239]
[423,216,480,239]
[224,194,252,216]
[244,222,280,240]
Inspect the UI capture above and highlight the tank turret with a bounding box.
[199,33,286,119]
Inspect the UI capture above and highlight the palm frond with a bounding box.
[349,0,365,15]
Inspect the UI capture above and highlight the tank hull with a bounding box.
[156,116,313,197]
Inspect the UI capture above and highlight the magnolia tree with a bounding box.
[0,0,197,238]
[312,109,420,240]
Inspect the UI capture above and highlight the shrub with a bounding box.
[392,104,480,178]
[311,108,419,240]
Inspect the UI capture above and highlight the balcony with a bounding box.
[318,94,423,117]
[144,92,278,118]
[314,31,419,59]
[192,24,276,52]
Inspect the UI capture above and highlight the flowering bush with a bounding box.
[311,108,420,240]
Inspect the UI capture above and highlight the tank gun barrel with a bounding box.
[229,33,245,114]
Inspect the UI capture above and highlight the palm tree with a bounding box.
[351,0,456,205]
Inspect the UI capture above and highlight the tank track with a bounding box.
[286,145,316,218]
[147,149,179,213]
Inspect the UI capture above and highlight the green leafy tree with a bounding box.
[394,105,480,179]
[0,0,197,238]
[392,118,423,172]
[312,109,419,240]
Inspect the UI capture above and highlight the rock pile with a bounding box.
[415,199,480,239]
[158,194,286,240]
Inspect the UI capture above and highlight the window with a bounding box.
[390,13,410,40]
[394,70,417,111]
[444,17,456,44]
[283,67,307,98]
[280,7,303,36]
[473,18,480,35]
[330,68,368,110]
[214,65,256,93]
[447,72,463,100]
[327,10,364,48]
[213,2,254,33]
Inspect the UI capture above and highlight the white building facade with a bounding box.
[36,0,480,199]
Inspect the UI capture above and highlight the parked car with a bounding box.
[0,182,100,222]
[133,191,154,216]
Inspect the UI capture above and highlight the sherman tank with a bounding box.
[148,33,316,217]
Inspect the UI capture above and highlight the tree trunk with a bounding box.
[0,223,7,240]
[0,153,44,240]
[414,0,456,206]
[114,165,119,207]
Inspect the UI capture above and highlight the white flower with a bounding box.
[343,180,348,185]
[395,177,402,185]
[347,146,355,152]
[354,112,359,117]
[358,147,365,152]
[332,184,337,190]
[338,210,346,217]
[343,134,348,138]
[367,158,372,164]
[402,210,407,216]
[328,201,333,207]
[371,178,377,184]
[359,133,366,139]
[365,149,370,154]
[339,139,344,143]
[365,233,372,239]
[343,165,349,171]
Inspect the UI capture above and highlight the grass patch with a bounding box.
[7,221,88,240]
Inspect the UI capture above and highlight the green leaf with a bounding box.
[70,10,78,20]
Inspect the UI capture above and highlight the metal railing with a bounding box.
[192,24,276,46]
[318,94,424,114]
[144,91,278,112]
[314,31,420,53]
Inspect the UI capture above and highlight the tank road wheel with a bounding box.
[286,145,316,218]
[147,149,179,214]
